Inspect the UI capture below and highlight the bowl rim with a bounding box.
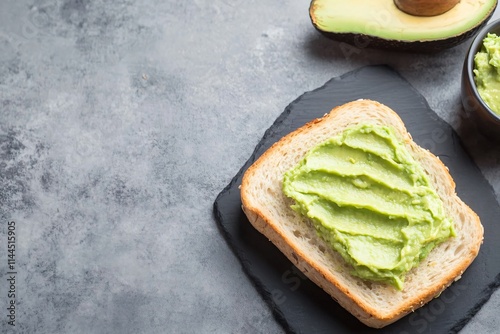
[465,17,500,123]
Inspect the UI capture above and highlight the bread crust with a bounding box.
[240,100,483,328]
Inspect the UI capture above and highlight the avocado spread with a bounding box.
[282,124,455,290]
[474,33,500,115]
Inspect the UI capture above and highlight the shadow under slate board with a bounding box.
[213,65,500,334]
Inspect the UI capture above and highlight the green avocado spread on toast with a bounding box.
[282,124,455,290]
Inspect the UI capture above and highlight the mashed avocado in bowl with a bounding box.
[473,33,500,115]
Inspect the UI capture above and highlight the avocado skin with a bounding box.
[310,3,496,53]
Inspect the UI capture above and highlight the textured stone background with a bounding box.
[1,1,499,333]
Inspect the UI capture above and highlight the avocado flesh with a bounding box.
[310,0,497,42]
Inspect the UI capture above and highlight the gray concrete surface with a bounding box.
[1,0,499,333]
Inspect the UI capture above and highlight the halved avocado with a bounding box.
[309,0,498,52]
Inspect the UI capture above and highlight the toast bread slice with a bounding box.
[240,99,483,328]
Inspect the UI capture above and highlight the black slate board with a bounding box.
[213,65,500,334]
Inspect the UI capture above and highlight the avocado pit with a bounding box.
[394,0,460,16]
